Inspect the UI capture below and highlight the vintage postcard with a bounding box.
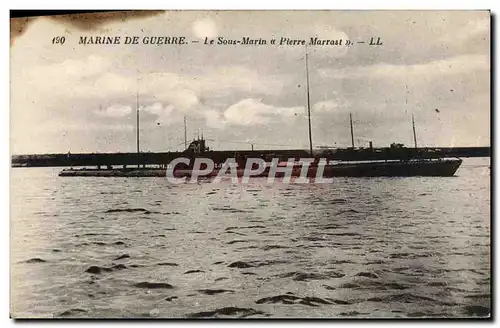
[10,10,491,319]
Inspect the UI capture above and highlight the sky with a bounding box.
[10,10,490,154]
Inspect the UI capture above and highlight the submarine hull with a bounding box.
[58,159,462,178]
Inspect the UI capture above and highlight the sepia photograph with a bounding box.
[9,9,491,319]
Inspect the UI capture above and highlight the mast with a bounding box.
[349,113,355,148]
[407,84,418,148]
[305,45,313,156]
[184,115,187,150]
[412,114,418,148]
[136,71,140,168]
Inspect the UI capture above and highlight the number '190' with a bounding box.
[52,36,65,45]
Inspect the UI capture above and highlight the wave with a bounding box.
[331,198,348,204]
[57,308,88,317]
[197,289,234,295]
[187,307,266,318]
[228,261,254,268]
[278,270,345,281]
[328,232,363,237]
[165,296,178,301]
[367,293,457,306]
[226,240,252,245]
[256,293,350,307]
[335,209,361,215]
[464,305,490,317]
[133,282,174,289]
[212,207,250,213]
[156,262,179,266]
[105,208,160,214]
[184,270,205,274]
[227,259,290,269]
[23,258,47,264]
[261,245,290,251]
[225,225,266,231]
[355,271,379,279]
[339,279,411,290]
[85,264,127,274]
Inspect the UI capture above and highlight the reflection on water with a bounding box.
[10,158,490,318]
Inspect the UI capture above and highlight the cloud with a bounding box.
[440,17,490,44]
[312,99,349,113]
[190,65,287,97]
[156,89,200,111]
[28,55,110,81]
[318,54,489,81]
[139,101,226,129]
[203,109,226,129]
[192,17,218,40]
[17,39,290,114]
[49,122,134,132]
[59,55,110,77]
[224,99,303,126]
[141,102,175,119]
[92,73,135,98]
[94,104,132,118]
[17,55,115,104]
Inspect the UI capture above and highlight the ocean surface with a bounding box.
[10,157,491,318]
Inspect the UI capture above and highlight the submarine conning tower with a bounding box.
[183,137,210,154]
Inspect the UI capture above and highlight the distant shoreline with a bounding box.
[11,146,490,168]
